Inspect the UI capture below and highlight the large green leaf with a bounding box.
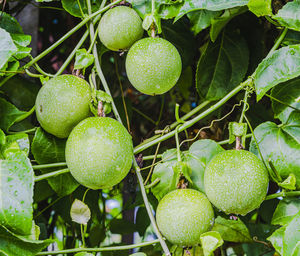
[151,160,176,200]
[109,219,137,235]
[209,6,247,42]
[200,231,223,256]
[283,212,300,256]
[0,12,23,34]
[273,0,300,32]
[271,78,300,123]
[61,0,101,18]
[247,0,272,17]
[5,133,30,156]
[31,128,79,196]
[1,76,40,111]
[187,10,222,35]
[175,0,248,21]
[267,226,285,255]
[282,30,300,46]
[253,45,300,101]
[212,216,252,243]
[0,28,17,70]
[0,98,29,132]
[161,19,197,69]
[250,114,300,188]
[272,198,300,226]
[196,29,249,100]
[0,151,34,235]
[0,225,52,256]
[186,139,224,192]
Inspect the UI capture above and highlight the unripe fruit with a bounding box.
[98,6,143,51]
[125,37,182,95]
[156,189,214,246]
[65,117,133,190]
[204,150,269,216]
[35,75,91,138]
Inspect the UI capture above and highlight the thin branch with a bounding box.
[36,239,160,255]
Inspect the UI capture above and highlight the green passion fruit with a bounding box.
[156,189,214,246]
[98,6,143,51]
[204,150,269,216]
[125,37,182,95]
[65,117,133,190]
[35,75,91,138]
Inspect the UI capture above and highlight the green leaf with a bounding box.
[282,30,300,46]
[0,98,29,132]
[212,216,252,243]
[31,128,79,196]
[158,1,184,19]
[0,151,34,235]
[130,253,147,256]
[247,0,272,17]
[74,49,94,70]
[273,0,300,32]
[70,199,91,225]
[161,19,197,69]
[209,6,248,42]
[200,231,224,256]
[186,139,224,192]
[5,133,30,156]
[0,28,17,70]
[253,45,300,101]
[151,161,176,200]
[278,173,297,190]
[187,10,222,35]
[175,0,248,21]
[283,212,300,256]
[0,225,52,256]
[272,198,300,226]
[249,115,300,189]
[109,219,137,235]
[271,78,300,123]
[136,206,150,237]
[196,29,249,101]
[267,226,285,255]
[61,0,101,18]
[0,12,23,34]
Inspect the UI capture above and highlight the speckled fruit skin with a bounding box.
[65,117,133,190]
[98,6,143,51]
[125,37,182,95]
[156,189,214,246]
[204,150,269,216]
[35,75,91,138]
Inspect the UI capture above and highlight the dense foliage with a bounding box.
[0,0,299,255]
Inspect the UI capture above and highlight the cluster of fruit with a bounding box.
[34,4,270,249]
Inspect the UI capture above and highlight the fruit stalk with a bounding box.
[265,190,300,200]
[34,168,70,182]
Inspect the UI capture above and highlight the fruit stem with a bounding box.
[32,162,68,170]
[265,190,300,200]
[36,239,160,255]
[34,168,70,182]
[133,160,171,256]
